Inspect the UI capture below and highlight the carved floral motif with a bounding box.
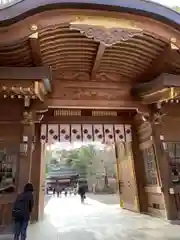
[62,89,127,101]
[70,24,143,46]
[95,72,128,82]
[57,72,90,81]
[21,111,33,125]
[55,71,127,82]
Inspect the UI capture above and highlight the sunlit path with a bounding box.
[27,195,180,240]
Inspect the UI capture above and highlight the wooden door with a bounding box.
[116,142,139,212]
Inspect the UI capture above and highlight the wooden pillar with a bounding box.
[132,119,148,213]
[152,123,177,220]
[18,113,35,192]
[134,112,167,218]
[31,123,45,221]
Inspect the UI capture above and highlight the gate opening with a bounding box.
[44,141,120,214]
[38,122,139,221]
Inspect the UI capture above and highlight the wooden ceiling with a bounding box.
[39,25,98,73]
[0,23,180,84]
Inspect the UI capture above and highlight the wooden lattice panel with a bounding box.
[54,109,81,116]
[92,111,117,116]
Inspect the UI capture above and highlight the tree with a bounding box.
[172,6,180,13]
[66,145,97,176]
[50,158,59,165]
[61,144,117,192]
[95,146,116,188]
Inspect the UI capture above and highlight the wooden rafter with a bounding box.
[29,32,42,66]
[91,43,106,80]
[138,44,174,82]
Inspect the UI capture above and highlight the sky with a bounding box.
[151,0,180,7]
[1,0,180,8]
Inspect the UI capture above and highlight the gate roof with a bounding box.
[0,0,180,27]
[0,0,180,105]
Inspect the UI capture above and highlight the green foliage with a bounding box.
[66,145,97,176]
[50,158,59,165]
[45,144,116,192]
[45,164,49,175]
[45,149,53,164]
[172,6,180,13]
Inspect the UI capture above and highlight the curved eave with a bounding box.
[0,0,180,29]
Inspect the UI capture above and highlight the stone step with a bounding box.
[0,225,13,239]
[0,234,13,240]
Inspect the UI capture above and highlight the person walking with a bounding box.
[78,184,86,203]
[53,187,56,196]
[12,183,34,240]
[92,183,96,194]
[56,184,61,198]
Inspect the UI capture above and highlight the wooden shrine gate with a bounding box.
[39,123,140,213]
[2,0,180,226]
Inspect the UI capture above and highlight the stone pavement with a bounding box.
[2,194,180,239]
[27,194,180,240]
[86,193,120,205]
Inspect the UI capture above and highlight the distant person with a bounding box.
[46,186,49,195]
[12,183,34,240]
[78,184,86,203]
[64,188,68,197]
[56,185,61,197]
[53,187,56,196]
[92,183,96,193]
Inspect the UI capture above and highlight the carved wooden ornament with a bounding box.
[56,71,124,82]
[21,111,34,125]
[21,111,44,125]
[70,24,143,46]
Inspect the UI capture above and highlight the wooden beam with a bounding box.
[0,66,51,92]
[91,43,106,80]
[133,73,180,96]
[0,66,49,80]
[28,34,51,92]
[138,44,173,82]
[29,32,42,66]
[31,100,48,113]
[132,73,180,103]
[47,98,148,112]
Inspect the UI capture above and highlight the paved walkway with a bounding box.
[86,193,120,205]
[2,194,180,239]
[25,194,180,240]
